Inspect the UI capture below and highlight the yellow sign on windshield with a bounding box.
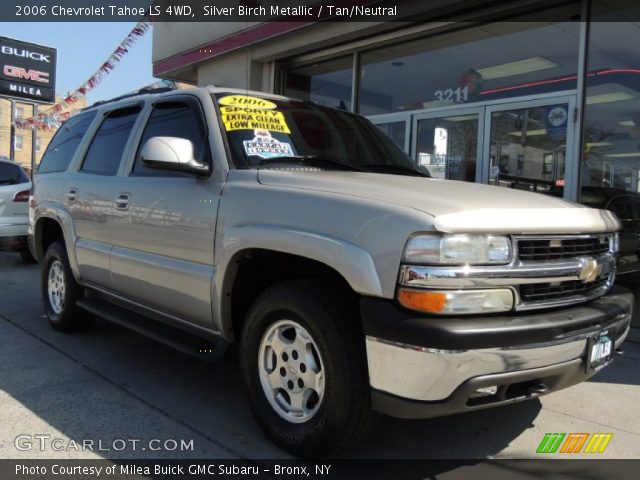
[218,95,277,110]
[220,106,291,134]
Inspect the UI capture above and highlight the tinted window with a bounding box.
[133,101,209,176]
[81,106,141,175]
[0,163,29,185]
[38,111,96,174]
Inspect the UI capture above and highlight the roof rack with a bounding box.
[83,85,177,111]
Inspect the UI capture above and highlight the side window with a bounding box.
[133,100,209,177]
[37,111,96,174]
[81,106,141,175]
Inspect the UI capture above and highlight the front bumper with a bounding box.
[361,286,632,419]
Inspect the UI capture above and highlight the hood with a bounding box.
[257,170,620,234]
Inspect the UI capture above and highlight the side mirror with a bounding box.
[140,136,210,176]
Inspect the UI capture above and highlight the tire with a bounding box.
[41,241,94,332]
[20,248,35,263]
[239,279,378,457]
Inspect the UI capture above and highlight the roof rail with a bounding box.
[83,85,177,111]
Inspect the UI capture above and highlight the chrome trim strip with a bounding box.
[399,255,616,288]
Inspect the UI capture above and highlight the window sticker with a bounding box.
[243,130,294,159]
[220,105,291,133]
[218,95,277,110]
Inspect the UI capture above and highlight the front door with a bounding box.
[109,95,220,330]
[412,108,484,182]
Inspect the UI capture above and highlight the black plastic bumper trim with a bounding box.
[361,286,633,350]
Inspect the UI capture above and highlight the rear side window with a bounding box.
[38,111,96,174]
[81,106,141,175]
[132,100,209,177]
[0,163,29,185]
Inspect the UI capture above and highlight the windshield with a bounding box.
[213,93,427,176]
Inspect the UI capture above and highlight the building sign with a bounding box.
[546,105,568,137]
[0,36,56,103]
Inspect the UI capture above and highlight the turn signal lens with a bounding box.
[397,288,514,314]
[398,289,447,313]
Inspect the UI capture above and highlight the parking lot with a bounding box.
[0,251,639,459]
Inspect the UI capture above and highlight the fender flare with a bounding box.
[213,224,384,338]
[33,205,82,282]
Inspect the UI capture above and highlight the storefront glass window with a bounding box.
[358,6,580,115]
[580,0,640,273]
[283,56,353,110]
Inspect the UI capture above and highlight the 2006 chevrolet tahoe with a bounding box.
[29,86,632,456]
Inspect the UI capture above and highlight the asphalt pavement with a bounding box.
[0,251,639,459]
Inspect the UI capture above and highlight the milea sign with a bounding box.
[0,36,56,103]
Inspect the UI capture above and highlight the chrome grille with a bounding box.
[513,234,615,310]
[519,276,610,303]
[517,237,609,261]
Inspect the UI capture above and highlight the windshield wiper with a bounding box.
[360,164,429,177]
[258,155,363,172]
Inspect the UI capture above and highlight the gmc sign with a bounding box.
[0,36,56,103]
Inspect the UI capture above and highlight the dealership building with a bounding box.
[153,0,640,263]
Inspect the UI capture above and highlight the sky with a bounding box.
[0,22,157,104]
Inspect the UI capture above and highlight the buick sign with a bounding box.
[0,36,56,103]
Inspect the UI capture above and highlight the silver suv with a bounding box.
[30,86,632,456]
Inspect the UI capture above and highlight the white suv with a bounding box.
[0,158,32,262]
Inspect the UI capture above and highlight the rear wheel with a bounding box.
[239,279,377,457]
[41,241,93,332]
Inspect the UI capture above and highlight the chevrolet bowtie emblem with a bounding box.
[578,257,602,283]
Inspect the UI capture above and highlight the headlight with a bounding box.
[403,234,512,265]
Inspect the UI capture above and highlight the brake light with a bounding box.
[13,189,31,202]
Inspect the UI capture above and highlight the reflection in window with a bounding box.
[489,106,567,195]
[358,5,580,115]
[581,8,640,195]
[284,56,353,110]
[580,1,640,274]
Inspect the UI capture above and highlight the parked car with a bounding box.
[0,158,33,262]
[30,87,631,457]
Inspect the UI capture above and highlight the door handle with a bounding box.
[66,188,78,202]
[115,193,130,210]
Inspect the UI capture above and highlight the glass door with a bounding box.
[482,96,577,199]
[412,108,484,182]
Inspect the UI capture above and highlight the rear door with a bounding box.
[65,104,142,289]
[109,95,219,328]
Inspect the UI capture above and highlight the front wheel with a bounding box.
[239,280,378,457]
[41,241,93,332]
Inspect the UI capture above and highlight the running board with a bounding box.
[76,298,227,363]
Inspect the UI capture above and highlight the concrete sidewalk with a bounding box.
[1,252,639,459]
